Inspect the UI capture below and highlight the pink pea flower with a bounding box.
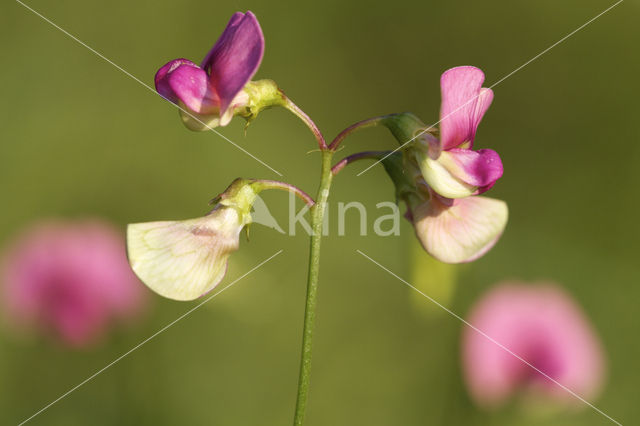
[155,11,264,130]
[414,66,503,199]
[0,220,147,347]
[462,282,605,409]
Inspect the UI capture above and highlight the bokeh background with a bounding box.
[1,0,638,424]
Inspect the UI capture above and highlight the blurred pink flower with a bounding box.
[1,220,147,347]
[462,282,605,409]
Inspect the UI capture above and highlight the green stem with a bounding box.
[293,150,334,426]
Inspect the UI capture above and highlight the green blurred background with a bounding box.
[1,0,638,424]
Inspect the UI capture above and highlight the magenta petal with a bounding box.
[201,12,245,70]
[439,66,493,150]
[444,148,503,192]
[154,59,199,103]
[168,64,219,114]
[201,11,264,114]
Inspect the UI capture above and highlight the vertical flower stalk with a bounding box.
[294,150,333,426]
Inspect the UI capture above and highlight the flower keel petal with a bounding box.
[415,150,477,199]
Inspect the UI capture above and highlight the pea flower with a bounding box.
[127,179,258,301]
[0,220,146,347]
[379,101,508,264]
[154,11,264,131]
[413,66,503,199]
[462,282,605,408]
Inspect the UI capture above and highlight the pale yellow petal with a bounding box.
[415,150,476,199]
[414,196,508,263]
[127,208,241,301]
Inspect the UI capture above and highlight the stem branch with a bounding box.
[252,179,316,207]
[331,150,391,176]
[328,116,388,151]
[283,96,328,150]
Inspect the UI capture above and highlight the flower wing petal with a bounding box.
[439,148,503,193]
[167,64,219,114]
[155,58,199,103]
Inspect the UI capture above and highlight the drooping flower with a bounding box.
[462,282,605,408]
[128,206,246,301]
[155,11,264,130]
[413,66,503,199]
[377,137,507,263]
[373,67,508,263]
[127,178,259,301]
[411,189,507,264]
[0,220,146,347]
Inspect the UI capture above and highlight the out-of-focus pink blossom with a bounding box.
[1,220,147,347]
[462,282,605,409]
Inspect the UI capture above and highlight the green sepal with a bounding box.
[379,152,417,205]
[239,79,287,129]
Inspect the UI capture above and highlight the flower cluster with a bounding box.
[131,11,511,305]
[380,67,507,264]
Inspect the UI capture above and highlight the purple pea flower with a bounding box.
[462,282,605,408]
[414,66,503,199]
[1,220,146,347]
[155,11,264,130]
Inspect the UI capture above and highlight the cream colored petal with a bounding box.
[414,196,508,264]
[127,209,241,301]
[178,104,221,131]
[415,150,477,199]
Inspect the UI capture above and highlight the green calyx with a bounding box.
[379,152,418,206]
[240,79,287,127]
[380,112,429,145]
[210,178,260,226]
